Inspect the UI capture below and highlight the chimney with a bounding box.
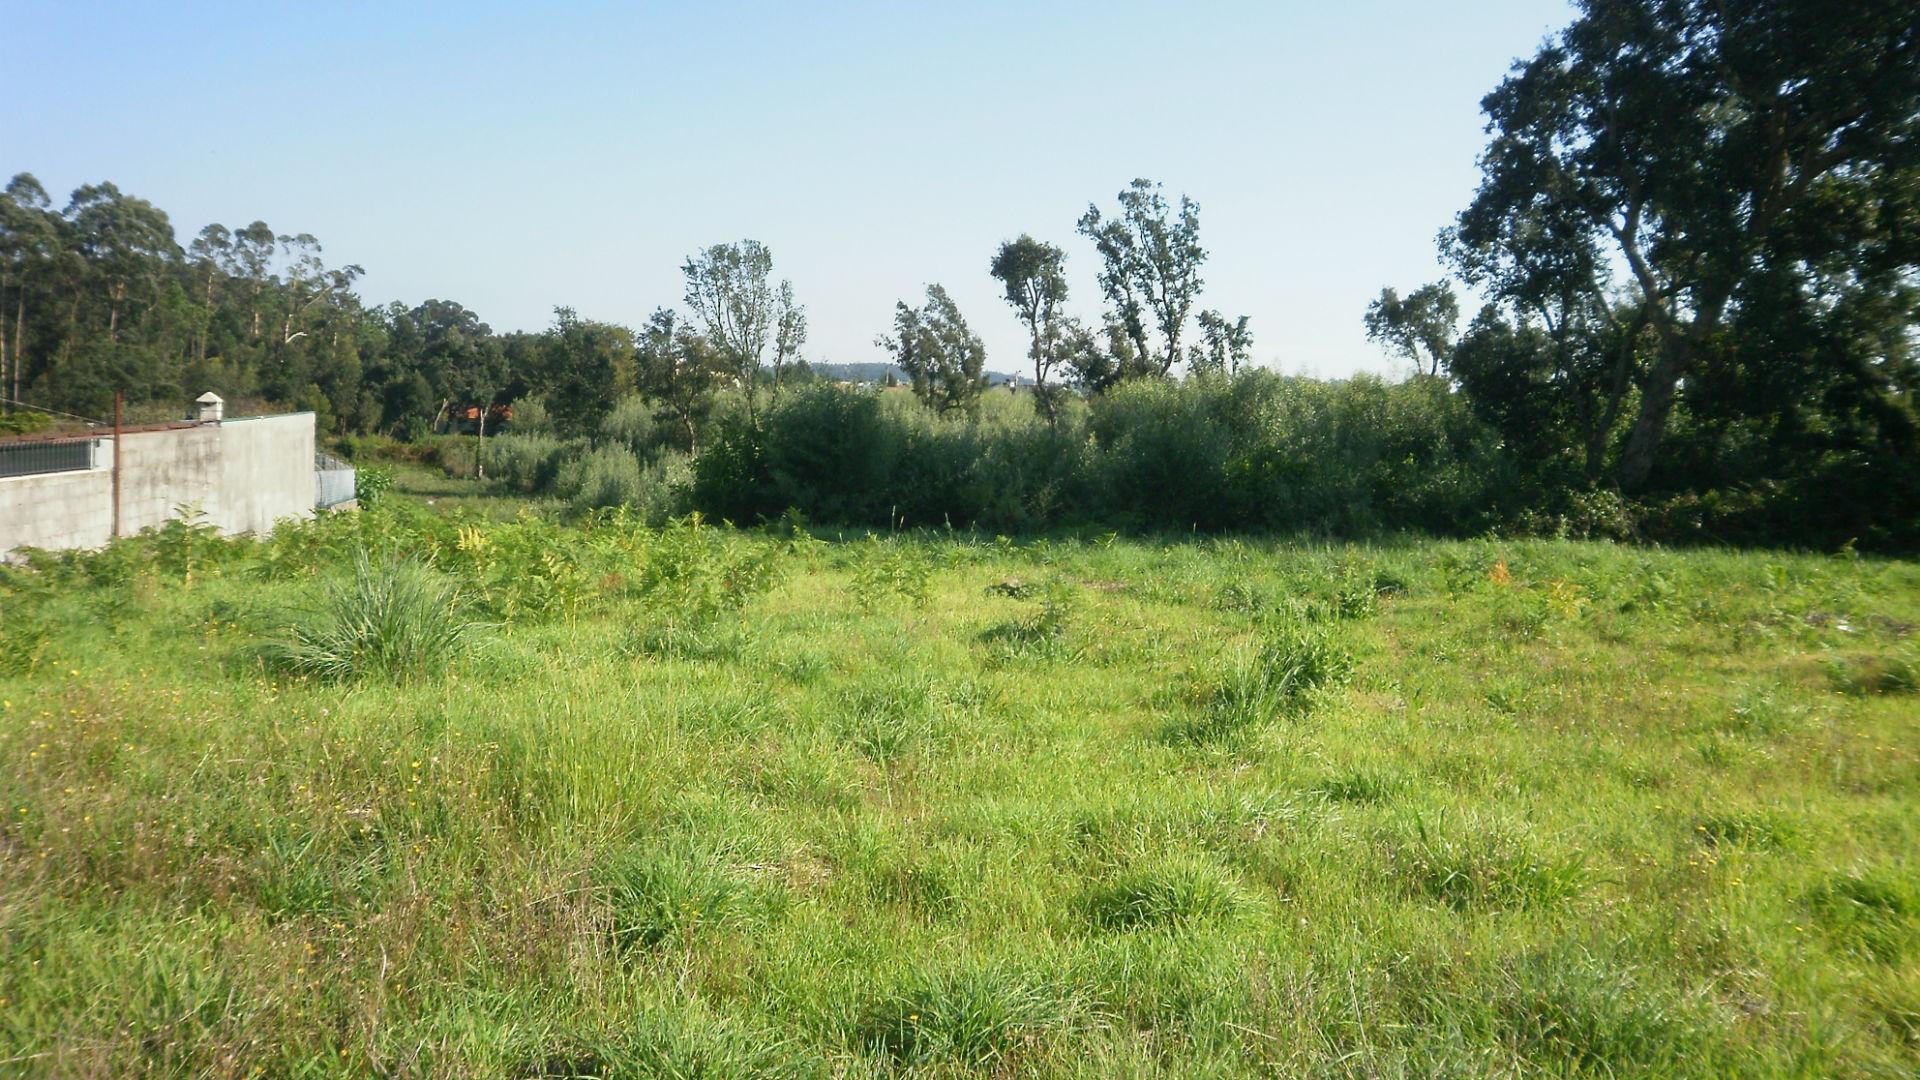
[195,391,225,424]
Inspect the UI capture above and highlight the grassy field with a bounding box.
[1,495,1917,1077]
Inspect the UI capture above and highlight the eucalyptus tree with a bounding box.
[0,174,60,407]
[232,221,276,342]
[1076,179,1207,378]
[185,224,233,366]
[879,284,986,414]
[64,182,177,344]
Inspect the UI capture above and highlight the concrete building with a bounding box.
[0,395,326,556]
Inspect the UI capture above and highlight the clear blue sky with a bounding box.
[5,1,1574,378]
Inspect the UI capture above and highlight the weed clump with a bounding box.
[0,609,53,676]
[981,579,1082,663]
[1164,622,1355,744]
[264,552,484,682]
[847,535,936,610]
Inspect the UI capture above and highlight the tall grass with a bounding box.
[2,504,1918,1076]
[264,552,485,682]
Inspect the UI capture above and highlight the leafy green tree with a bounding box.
[682,240,803,424]
[636,307,728,450]
[0,174,61,409]
[1363,283,1457,377]
[878,284,986,413]
[1062,318,1153,393]
[1189,310,1254,376]
[1077,179,1207,377]
[1454,0,1920,491]
[989,235,1070,418]
[538,306,634,436]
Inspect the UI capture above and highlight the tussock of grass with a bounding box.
[1694,811,1800,850]
[1805,870,1918,964]
[1313,767,1404,804]
[1081,854,1260,931]
[1826,648,1920,695]
[1483,949,1727,1076]
[263,552,484,682]
[622,618,753,664]
[1387,817,1589,911]
[601,837,788,951]
[1163,622,1354,744]
[837,675,946,762]
[850,963,1083,1069]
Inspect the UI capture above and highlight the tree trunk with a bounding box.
[1615,291,1729,492]
[13,292,24,406]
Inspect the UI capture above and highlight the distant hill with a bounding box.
[803,361,1032,387]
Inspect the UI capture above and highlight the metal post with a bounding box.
[111,392,124,539]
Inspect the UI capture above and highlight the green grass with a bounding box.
[3,510,1919,1076]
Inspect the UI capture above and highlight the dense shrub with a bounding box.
[556,445,646,512]
[683,373,1508,536]
[485,433,572,494]
[601,393,661,456]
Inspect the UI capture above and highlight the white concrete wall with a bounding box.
[216,414,316,535]
[117,425,220,532]
[0,442,114,552]
[0,412,316,556]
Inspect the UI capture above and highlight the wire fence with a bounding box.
[315,452,357,508]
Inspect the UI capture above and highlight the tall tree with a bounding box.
[771,279,807,398]
[878,284,986,414]
[1077,179,1207,377]
[682,240,798,425]
[636,307,726,450]
[1455,0,1920,491]
[538,306,634,436]
[1188,310,1254,376]
[988,234,1070,419]
[1363,283,1457,377]
[64,182,177,344]
[0,174,60,408]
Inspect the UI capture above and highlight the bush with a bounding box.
[264,552,484,682]
[680,373,1506,536]
[601,393,661,457]
[484,433,571,494]
[556,445,644,512]
[353,465,394,506]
